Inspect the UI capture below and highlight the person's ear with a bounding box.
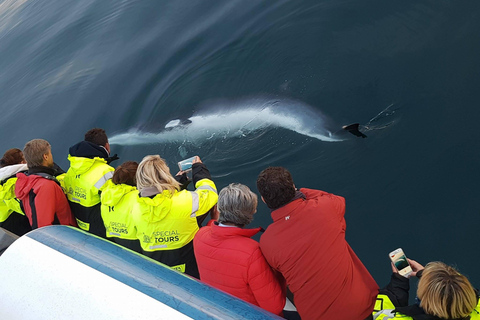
[105,142,111,154]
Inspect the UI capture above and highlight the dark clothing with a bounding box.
[0,211,31,237]
[15,166,77,229]
[69,141,109,159]
[52,162,65,176]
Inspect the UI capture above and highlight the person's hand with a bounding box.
[176,170,186,176]
[192,156,202,164]
[407,259,424,277]
[391,262,398,274]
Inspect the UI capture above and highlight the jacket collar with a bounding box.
[69,141,109,159]
[27,166,56,176]
[0,163,28,183]
[211,222,262,238]
[26,166,60,186]
[270,190,306,222]
[139,186,160,197]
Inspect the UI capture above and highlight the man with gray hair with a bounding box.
[193,183,286,316]
[15,139,77,229]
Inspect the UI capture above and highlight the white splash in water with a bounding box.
[110,100,342,146]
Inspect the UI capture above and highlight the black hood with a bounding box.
[69,141,108,159]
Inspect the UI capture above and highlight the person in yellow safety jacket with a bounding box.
[63,128,118,237]
[373,259,480,320]
[132,155,218,279]
[0,150,31,236]
[0,175,32,237]
[100,161,142,253]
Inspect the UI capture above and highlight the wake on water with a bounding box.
[109,99,342,146]
[109,98,400,146]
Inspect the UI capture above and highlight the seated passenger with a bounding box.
[256,167,378,320]
[194,183,286,316]
[63,128,116,237]
[132,155,217,278]
[0,148,31,236]
[15,139,77,229]
[0,148,26,171]
[373,259,480,320]
[100,161,141,252]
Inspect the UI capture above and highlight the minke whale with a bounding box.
[342,123,367,138]
[164,119,192,130]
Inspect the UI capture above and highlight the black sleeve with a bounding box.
[196,213,209,228]
[379,273,410,307]
[52,162,65,176]
[174,172,191,190]
[191,163,212,186]
[106,154,119,165]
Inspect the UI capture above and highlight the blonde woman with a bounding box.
[133,155,217,278]
[373,259,480,320]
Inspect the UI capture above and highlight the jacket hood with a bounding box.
[0,163,28,182]
[69,141,108,159]
[67,154,107,175]
[137,190,175,222]
[101,180,138,206]
[14,172,42,199]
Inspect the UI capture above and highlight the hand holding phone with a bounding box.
[178,156,197,172]
[389,248,413,278]
[406,259,424,277]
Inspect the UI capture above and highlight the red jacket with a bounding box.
[259,188,379,320]
[194,222,286,315]
[15,172,77,229]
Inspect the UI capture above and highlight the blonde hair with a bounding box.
[23,139,51,168]
[417,262,477,319]
[136,155,180,194]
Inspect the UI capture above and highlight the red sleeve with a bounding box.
[300,188,346,222]
[247,246,286,315]
[34,181,58,228]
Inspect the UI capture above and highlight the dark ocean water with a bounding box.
[1,0,480,297]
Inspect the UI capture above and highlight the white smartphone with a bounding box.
[178,156,196,172]
[389,248,413,278]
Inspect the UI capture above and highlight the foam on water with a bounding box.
[110,99,342,146]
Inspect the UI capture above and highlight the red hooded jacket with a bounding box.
[259,188,379,320]
[15,172,77,229]
[194,222,286,315]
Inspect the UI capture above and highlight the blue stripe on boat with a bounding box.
[27,225,281,320]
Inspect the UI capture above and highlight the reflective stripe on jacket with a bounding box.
[133,177,217,276]
[0,177,23,222]
[64,155,114,234]
[373,289,480,320]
